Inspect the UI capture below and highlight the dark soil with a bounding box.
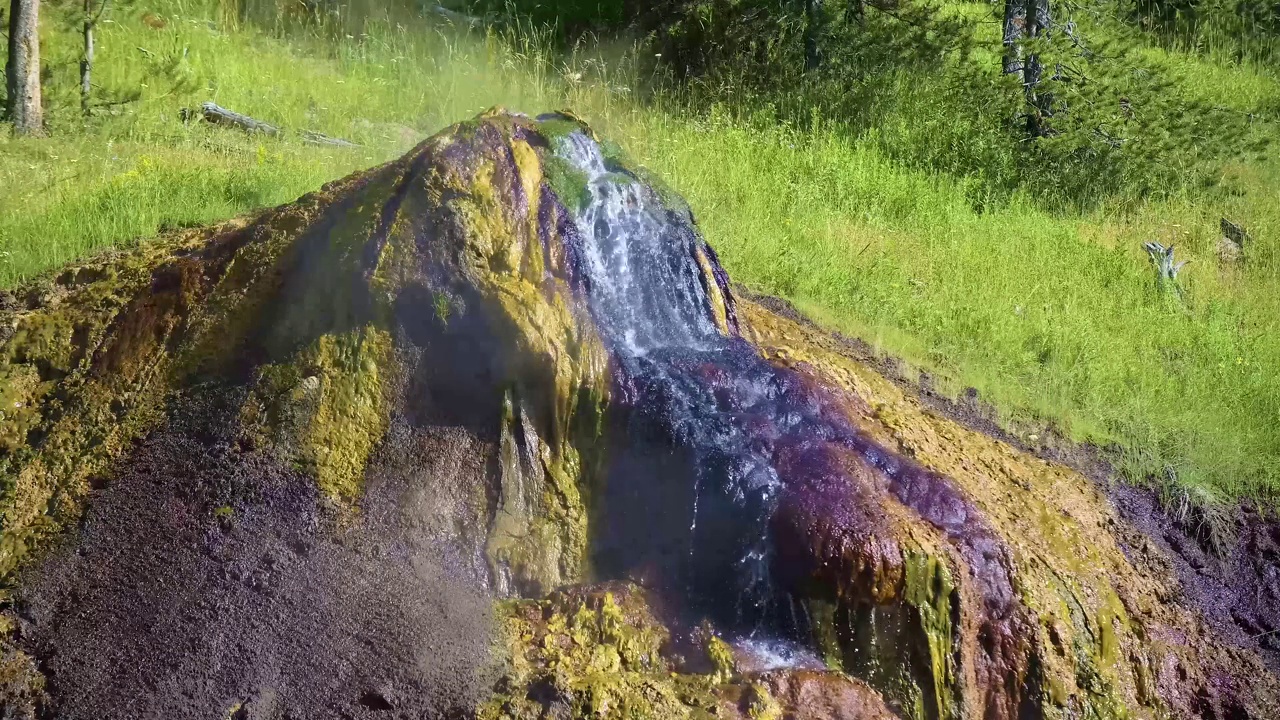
[13,390,496,720]
[741,288,1280,672]
[1111,486,1280,669]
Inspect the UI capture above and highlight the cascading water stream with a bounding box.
[556,131,726,355]
[558,127,788,627]
[554,127,810,636]
[549,124,1020,673]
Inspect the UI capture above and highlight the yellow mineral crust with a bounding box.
[739,297,1279,719]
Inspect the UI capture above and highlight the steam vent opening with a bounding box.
[1,110,1278,720]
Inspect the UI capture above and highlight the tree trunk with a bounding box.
[1003,0,1052,136]
[5,0,42,134]
[81,0,94,116]
[1023,0,1051,135]
[1002,0,1027,76]
[5,0,43,134]
[804,0,825,71]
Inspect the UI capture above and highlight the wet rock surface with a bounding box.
[484,580,896,720]
[740,299,1280,719]
[755,670,898,720]
[0,110,1278,720]
[751,290,1280,678]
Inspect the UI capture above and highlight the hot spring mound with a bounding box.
[0,110,1275,720]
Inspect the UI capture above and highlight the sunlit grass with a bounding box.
[2,0,1280,509]
[606,114,1280,505]
[0,0,561,283]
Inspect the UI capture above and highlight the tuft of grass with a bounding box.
[3,0,1280,511]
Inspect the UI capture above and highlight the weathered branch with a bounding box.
[430,5,481,28]
[301,129,361,148]
[194,101,361,148]
[200,101,281,136]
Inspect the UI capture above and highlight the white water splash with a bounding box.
[558,131,722,356]
[732,637,826,673]
[553,124,787,635]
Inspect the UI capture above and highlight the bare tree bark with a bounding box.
[1003,0,1052,136]
[804,0,826,70]
[5,0,43,134]
[81,0,94,115]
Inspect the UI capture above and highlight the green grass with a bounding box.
[616,115,1280,507]
[4,0,1280,509]
[0,0,562,283]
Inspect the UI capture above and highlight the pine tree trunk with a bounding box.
[1002,0,1027,76]
[1004,0,1053,136]
[1023,0,1051,135]
[804,0,825,71]
[5,0,43,135]
[81,0,94,116]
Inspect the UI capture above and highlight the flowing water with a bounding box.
[548,123,1018,669]
[553,126,841,644]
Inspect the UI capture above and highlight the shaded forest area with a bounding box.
[470,0,1280,210]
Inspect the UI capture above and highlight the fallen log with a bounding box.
[200,101,280,136]
[193,102,362,148]
[301,129,362,148]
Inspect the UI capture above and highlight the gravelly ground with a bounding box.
[15,390,496,720]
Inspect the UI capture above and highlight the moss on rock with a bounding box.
[481,582,714,720]
[240,326,393,501]
[482,581,895,720]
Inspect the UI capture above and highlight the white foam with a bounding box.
[556,130,721,355]
[732,637,826,673]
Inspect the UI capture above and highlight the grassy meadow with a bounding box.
[3,0,1280,513]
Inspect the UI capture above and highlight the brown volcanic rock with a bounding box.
[16,388,495,719]
[742,301,1280,719]
[758,670,898,720]
[0,110,1276,720]
[1,110,612,718]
